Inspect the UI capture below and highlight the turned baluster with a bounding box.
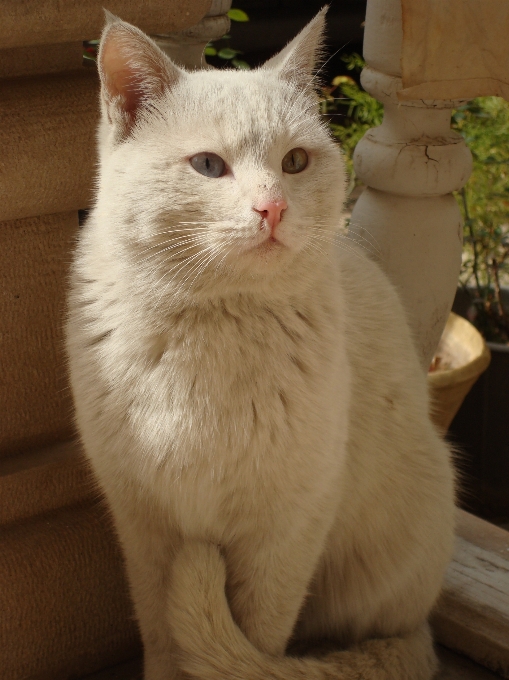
[349,0,473,370]
[152,0,232,69]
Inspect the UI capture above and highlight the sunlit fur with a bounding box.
[67,10,455,680]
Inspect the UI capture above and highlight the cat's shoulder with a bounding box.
[334,237,403,321]
[334,237,423,376]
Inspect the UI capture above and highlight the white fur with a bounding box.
[66,11,455,680]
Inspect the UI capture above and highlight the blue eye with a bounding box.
[190,152,226,178]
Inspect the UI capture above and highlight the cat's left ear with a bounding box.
[98,13,183,140]
[261,7,327,90]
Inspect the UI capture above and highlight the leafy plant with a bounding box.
[226,8,249,23]
[83,39,99,63]
[322,54,383,188]
[205,8,251,70]
[453,98,509,342]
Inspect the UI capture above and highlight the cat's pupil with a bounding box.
[190,152,225,179]
[282,148,308,174]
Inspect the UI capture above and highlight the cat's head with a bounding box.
[96,9,346,302]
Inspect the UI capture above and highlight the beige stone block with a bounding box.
[0,502,140,680]
[0,440,93,525]
[0,212,78,457]
[0,0,211,49]
[0,42,84,79]
[0,69,99,222]
[400,0,509,101]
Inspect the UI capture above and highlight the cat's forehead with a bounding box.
[168,69,320,157]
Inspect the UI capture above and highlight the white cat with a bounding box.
[66,9,455,680]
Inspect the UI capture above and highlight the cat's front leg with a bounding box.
[109,504,183,680]
[223,514,335,657]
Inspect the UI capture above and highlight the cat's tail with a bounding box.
[168,541,437,680]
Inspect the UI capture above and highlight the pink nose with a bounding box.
[254,200,288,234]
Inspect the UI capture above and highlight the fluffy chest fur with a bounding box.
[70,267,350,538]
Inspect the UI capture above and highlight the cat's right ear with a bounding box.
[98,13,182,140]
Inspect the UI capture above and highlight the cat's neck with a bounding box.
[130,261,334,326]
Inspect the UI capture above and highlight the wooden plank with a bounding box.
[437,646,503,679]
[432,510,509,678]
[77,647,505,680]
[456,508,509,559]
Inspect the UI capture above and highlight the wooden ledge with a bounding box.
[80,650,504,680]
[432,509,509,678]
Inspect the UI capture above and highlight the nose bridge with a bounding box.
[240,159,282,201]
[257,170,282,202]
[237,160,286,222]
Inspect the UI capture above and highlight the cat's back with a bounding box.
[336,239,430,422]
[333,239,454,550]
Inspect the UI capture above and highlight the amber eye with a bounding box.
[282,148,308,174]
[190,152,226,178]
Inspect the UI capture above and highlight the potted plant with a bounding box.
[447,97,509,520]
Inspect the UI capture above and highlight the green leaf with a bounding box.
[218,48,239,59]
[228,8,249,22]
[232,58,250,70]
[204,46,217,56]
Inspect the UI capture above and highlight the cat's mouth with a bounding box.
[249,236,286,255]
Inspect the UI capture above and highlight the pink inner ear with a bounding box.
[101,38,142,115]
[99,21,181,132]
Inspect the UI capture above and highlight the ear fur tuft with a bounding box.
[103,9,120,27]
[262,7,328,91]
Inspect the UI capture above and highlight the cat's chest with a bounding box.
[168,305,314,398]
[140,300,349,535]
[86,295,350,537]
[128,299,344,459]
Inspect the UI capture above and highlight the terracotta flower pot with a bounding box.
[428,312,491,432]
